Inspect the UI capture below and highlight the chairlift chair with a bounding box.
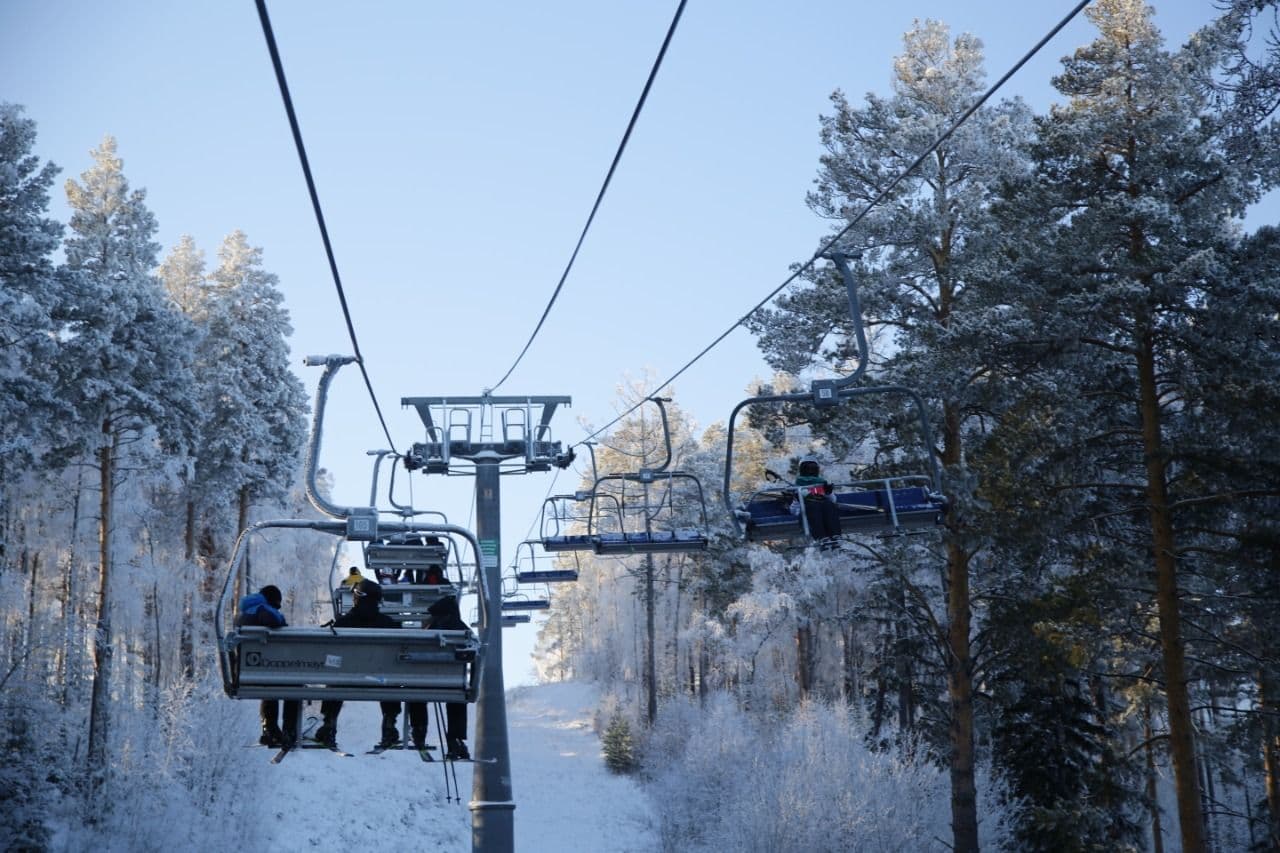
[589,469,710,554]
[513,539,580,583]
[723,253,946,542]
[539,490,616,552]
[217,518,484,704]
[586,397,711,554]
[216,356,486,706]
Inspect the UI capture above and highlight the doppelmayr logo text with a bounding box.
[243,652,324,668]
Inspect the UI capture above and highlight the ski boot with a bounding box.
[446,737,469,760]
[378,714,400,749]
[314,717,338,748]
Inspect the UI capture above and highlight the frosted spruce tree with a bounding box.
[158,234,210,320]
[0,102,68,851]
[750,21,1034,852]
[201,229,307,589]
[0,103,64,487]
[996,1,1280,849]
[158,235,211,559]
[59,136,198,800]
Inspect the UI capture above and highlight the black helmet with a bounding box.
[798,459,820,477]
[353,579,382,605]
[259,585,283,609]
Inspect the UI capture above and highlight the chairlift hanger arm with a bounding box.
[822,251,869,391]
[367,449,393,507]
[648,396,674,473]
[303,355,368,520]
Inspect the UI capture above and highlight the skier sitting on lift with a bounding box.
[236,584,301,747]
[426,595,470,760]
[795,459,841,548]
[313,579,428,751]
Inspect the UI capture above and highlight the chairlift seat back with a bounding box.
[365,542,447,571]
[515,568,579,583]
[541,534,596,552]
[334,583,458,625]
[227,625,478,703]
[593,528,708,554]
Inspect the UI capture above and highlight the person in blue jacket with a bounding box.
[236,585,301,746]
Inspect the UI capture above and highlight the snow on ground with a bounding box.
[505,682,656,853]
[242,682,658,852]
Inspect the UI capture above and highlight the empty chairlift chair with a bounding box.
[587,397,711,555]
[513,539,580,584]
[539,490,615,553]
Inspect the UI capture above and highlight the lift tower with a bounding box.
[402,394,572,853]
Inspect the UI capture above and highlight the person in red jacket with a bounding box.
[795,459,841,546]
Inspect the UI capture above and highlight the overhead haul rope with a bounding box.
[256,0,399,453]
[568,0,1093,451]
[488,0,690,394]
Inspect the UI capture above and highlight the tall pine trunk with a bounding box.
[60,468,85,706]
[945,538,978,852]
[23,550,38,679]
[644,552,656,726]
[1261,671,1280,850]
[181,498,195,678]
[795,621,814,699]
[1145,702,1166,853]
[938,397,978,853]
[1138,333,1206,852]
[86,424,116,800]
[894,580,913,730]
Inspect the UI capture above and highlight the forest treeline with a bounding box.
[0,106,324,848]
[535,3,1280,852]
[2,1,1279,851]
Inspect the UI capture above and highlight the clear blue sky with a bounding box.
[2,1,1251,685]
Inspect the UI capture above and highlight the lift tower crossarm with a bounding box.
[402,395,572,437]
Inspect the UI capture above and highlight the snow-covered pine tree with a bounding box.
[996,1,1280,849]
[750,21,1035,852]
[157,234,213,678]
[200,229,308,591]
[0,101,68,853]
[0,103,64,488]
[158,234,209,320]
[602,712,636,774]
[59,135,198,802]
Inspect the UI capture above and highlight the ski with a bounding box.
[368,742,437,754]
[296,740,354,757]
[419,747,434,763]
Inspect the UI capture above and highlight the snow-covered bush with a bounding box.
[643,694,1012,852]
